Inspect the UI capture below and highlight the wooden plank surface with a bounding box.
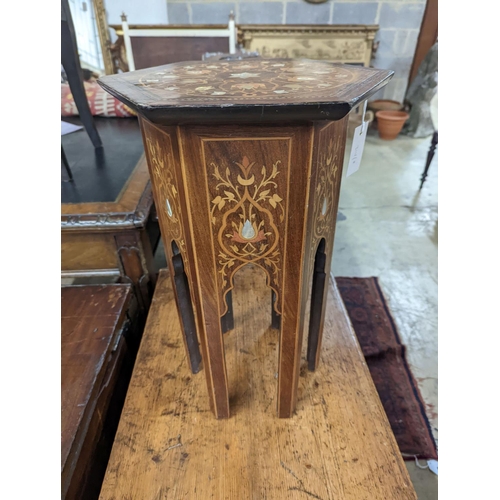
[99,267,416,500]
[61,284,132,493]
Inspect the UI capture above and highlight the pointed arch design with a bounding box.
[204,142,290,317]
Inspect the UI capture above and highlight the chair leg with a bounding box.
[419,130,438,190]
[61,145,74,181]
[61,0,102,149]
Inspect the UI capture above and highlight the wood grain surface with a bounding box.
[61,284,132,498]
[99,268,416,500]
[61,233,119,271]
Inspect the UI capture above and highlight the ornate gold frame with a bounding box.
[91,0,114,75]
[238,25,379,67]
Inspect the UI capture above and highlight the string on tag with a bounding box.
[360,99,368,135]
[414,456,429,470]
[401,453,438,475]
[401,453,429,468]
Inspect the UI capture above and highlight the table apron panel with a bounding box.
[62,232,119,271]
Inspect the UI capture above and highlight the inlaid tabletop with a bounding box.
[98,59,393,123]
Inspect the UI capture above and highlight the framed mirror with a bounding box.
[65,0,113,75]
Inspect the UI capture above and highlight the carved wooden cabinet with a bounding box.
[99,59,392,418]
[61,154,159,312]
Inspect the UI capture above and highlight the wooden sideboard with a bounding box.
[61,283,138,500]
[61,117,161,310]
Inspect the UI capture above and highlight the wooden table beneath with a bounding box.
[62,283,134,499]
[99,267,416,499]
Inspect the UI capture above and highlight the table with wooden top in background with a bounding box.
[61,283,138,500]
[98,268,416,500]
[61,117,161,311]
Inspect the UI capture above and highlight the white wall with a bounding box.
[101,0,426,102]
[104,0,168,25]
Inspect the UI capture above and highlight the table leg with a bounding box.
[304,120,348,374]
[61,145,74,182]
[139,119,230,417]
[188,271,230,419]
[277,262,311,418]
[171,251,202,374]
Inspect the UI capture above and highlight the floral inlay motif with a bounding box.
[229,72,261,79]
[136,59,357,102]
[308,125,345,280]
[144,131,191,280]
[208,154,286,315]
[313,136,338,241]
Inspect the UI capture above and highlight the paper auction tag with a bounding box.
[428,459,438,475]
[346,120,368,177]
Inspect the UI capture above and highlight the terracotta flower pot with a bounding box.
[369,99,404,112]
[375,111,409,140]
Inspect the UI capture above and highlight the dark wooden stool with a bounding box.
[61,284,138,500]
[99,59,392,418]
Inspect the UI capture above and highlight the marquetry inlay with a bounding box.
[136,59,357,103]
[141,120,192,280]
[203,139,289,317]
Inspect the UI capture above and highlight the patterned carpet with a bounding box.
[336,277,438,460]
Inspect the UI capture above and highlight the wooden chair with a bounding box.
[121,12,237,72]
[61,0,102,148]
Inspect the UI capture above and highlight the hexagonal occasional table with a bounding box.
[99,59,392,419]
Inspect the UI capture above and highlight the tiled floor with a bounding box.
[334,119,438,498]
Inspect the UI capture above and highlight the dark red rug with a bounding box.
[336,277,438,461]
